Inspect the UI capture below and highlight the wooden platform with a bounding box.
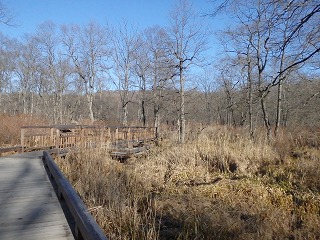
[0,151,74,240]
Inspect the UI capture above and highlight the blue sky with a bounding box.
[1,0,221,38]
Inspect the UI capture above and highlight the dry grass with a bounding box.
[56,149,160,240]
[56,125,320,240]
[0,113,48,146]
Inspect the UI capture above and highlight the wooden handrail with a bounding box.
[21,125,157,153]
[43,151,108,240]
[0,146,22,154]
[21,125,157,130]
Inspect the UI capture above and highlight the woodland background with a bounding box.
[0,0,319,143]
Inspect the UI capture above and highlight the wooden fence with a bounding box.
[21,125,157,153]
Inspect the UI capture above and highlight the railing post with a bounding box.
[80,127,84,149]
[21,128,25,153]
[56,128,60,150]
[144,128,147,141]
[128,141,133,150]
[50,128,54,147]
[127,128,131,141]
[115,128,118,145]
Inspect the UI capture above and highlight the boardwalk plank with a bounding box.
[0,152,74,240]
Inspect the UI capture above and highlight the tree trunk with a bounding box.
[87,93,94,123]
[121,69,130,126]
[282,87,289,128]
[179,64,185,143]
[275,80,283,136]
[30,92,34,116]
[22,92,27,115]
[275,48,286,137]
[205,92,212,124]
[122,103,128,126]
[248,82,254,138]
[139,85,147,127]
[247,55,254,138]
[59,92,63,124]
[154,105,160,135]
[261,97,271,140]
[141,99,146,126]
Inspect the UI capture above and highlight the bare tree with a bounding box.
[168,0,208,143]
[110,22,141,126]
[33,21,73,123]
[0,33,17,112]
[196,67,221,125]
[268,0,320,135]
[0,1,16,113]
[0,1,14,26]
[0,1,15,112]
[15,34,41,115]
[143,26,175,133]
[61,22,109,123]
[134,36,150,126]
[216,0,320,139]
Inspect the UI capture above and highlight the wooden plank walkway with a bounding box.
[0,151,74,240]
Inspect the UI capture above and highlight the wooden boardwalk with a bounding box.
[0,151,74,240]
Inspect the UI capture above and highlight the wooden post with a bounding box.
[127,128,131,141]
[80,127,84,149]
[128,141,133,149]
[144,128,147,141]
[56,129,60,150]
[127,128,133,149]
[21,128,25,153]
[115,128,118,145]
[50,128,54,147]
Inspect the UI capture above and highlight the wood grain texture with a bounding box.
[0,151,74,240]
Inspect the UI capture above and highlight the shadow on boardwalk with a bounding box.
[0,151,74,240]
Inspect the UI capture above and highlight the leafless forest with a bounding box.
[1,0,320,239]
[0,0,318,140]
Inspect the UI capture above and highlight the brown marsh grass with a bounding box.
[0,113,48,146]
[56,125,320,239]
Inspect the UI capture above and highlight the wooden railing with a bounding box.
[43,151,107,240]
[0,146,22,154]
[21,125,157,153]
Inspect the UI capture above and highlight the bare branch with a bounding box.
[0,1,14,26]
